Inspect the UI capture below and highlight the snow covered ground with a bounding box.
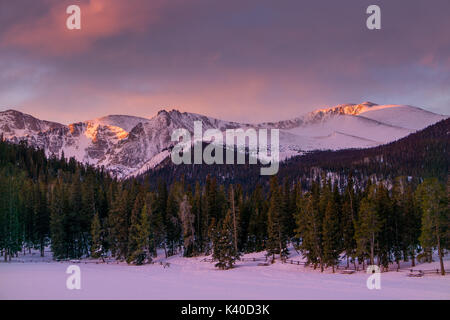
[1,249,449,300]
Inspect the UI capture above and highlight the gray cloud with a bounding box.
[0,0,449,123]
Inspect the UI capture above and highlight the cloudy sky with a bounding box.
[0,0,449,124]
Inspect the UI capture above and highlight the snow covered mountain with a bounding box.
[0,102,447,178]
[0,109,64,140]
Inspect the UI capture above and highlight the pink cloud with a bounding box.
[1,0,168,55]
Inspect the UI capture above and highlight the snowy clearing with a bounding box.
[1,249,449,300]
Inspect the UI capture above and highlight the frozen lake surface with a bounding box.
[1,249,449,300]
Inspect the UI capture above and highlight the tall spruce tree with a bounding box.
[166,183,182,256]
[374,182,392,270]
[266,178,289,263]
[179,194,195,257]
[212,208,240,270]
[90,213,103,259]
[246,184,267,252]
[127,201,151,265]
[401,183,421,266]
[295,193,323,270]
[0,175,22,261]
[416,178,448,275]
[127,193,144,262]
[34,180,50,257]
[147,193,164,258]
[108,189,130,260]
[229,185,240,255]
[192,182,204,253]
[355,186,380,267]
[342,174,357,268]
[50,180,67,259]
[322,199,341,272]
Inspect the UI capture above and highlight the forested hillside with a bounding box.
[0,119,448,274]
[141,118,449,191]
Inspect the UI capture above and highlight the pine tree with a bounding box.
[179,194,195,257]
[0,176,22,261]
[295,193,323,270]
[281,179,296,239]
[322,199,341,272]
[342,174,357,268]
[137,203,151,262]
[154,179,168,256]
[266,177,289,263]
[50,180,67,259]
[401,183,421,266]
[0,175,9,260]
[148,193,164,258]
[203,176,223,255]
[90,213,103,259]
[374,182,391,270]
[391,177,411,269]
[127,201,151,265]
[355,186,380,267]
[22,180,35,254]
[229,185,240,255]
[68,171,88,258]
[212,208,240,270]
[34,180,50,257]
[192,182,204,253]
[416,178,448,275]
[108,189,130,260]
[166,183,182,256]
[246,184,267,252]
[81,175,96,234]
[127,193,144,262]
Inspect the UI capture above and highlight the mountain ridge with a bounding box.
[1,102,447,178]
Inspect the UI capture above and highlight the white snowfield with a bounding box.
[1,249,449,300]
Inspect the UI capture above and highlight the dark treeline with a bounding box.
[0,138,448,274]
[0,139,113,260]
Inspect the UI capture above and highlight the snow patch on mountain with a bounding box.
[357,104,447,130]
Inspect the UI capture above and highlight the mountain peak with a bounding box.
[361,101,377,106]
[157,109,169,116]
[88,114,151,133]
[1,109,26,116]
[157,108,182,116]
[311,102,380,117]
[1,103,447,179]
[0,108,63,140]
